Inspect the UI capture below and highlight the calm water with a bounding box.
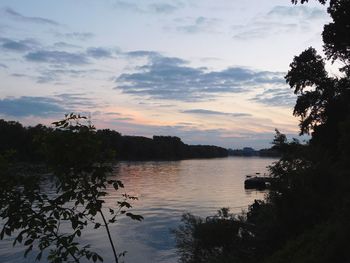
[0,157,277,263]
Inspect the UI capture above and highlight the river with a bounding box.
[0,157,277,263]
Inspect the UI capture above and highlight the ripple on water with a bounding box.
[1,157,276,263]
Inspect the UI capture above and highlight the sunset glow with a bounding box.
[0,0,328,148]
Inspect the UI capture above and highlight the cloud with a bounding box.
[0,96,65,117]
[115,52,285,101]
[1,42,115,82]
[11,73,30,78]
[175,16,220,34]
[114,1,142,12]
[0,36,115,80]
[25,50,89,65]
[126,50,160,58]
[251,87,296,107]
[86,47,112,59]
[34,67,111,83]
[148,3,181,14]
[181,109,251,117]
[55,93,98,108]
[0,37,39,52]
[55,32,94,41]
[233,23,297,40]
[232,5,328,40]
[3,7,60,26]
[0,63,7,69]
[114,1,183,14]
[113,117,134,121]
[0,94,97,117]
[104,112,121,116]
[267,5,325,20]
[53,42,81,49]
[35,69,87,83]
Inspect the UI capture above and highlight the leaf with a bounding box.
[116,180,124,188]
[5,227,11,236]
[24,244,33,258]
[118,251,127,258]
[24,239,34,246]
[0,228,5,239]
[118,201,132,208]
[36,251,43,261]
[112,182,119,190]
[53,211,60,220]
[126,213,144,221]
[17,234,23,243]
[72,219,78,229]
[94,223,101,229]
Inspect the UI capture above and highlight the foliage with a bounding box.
[175,0,350,262]
[173,208,252,263]
[291,0,327,5]
[0,119,227,162]
[0,113,143,263]
[265,221,350,263]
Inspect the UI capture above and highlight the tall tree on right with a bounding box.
[263,1,350,261]
[286,0,350,153]
[174,1,350,262]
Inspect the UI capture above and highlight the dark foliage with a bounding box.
[0,120,228,162]
[0,114,143,263]
[174,0,350,262]
[173,208,252,263]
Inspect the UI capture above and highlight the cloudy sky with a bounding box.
[0,0,329,148]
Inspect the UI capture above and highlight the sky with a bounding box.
[0,0,330,149]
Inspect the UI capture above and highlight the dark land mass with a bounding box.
[228,147,281,157]
[0,119,228,162]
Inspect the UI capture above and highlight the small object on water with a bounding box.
[244,173,273,189]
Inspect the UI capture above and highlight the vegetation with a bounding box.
[0,114,143,263]
[0,113,227,262]
[174,0,350,262]
[228,147,281,159]
[0,119,227,162]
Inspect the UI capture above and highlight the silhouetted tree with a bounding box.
[0,114,143,263]
[174,0,350,262]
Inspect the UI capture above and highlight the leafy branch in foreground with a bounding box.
[0,113,143,263]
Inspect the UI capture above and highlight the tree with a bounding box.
[286,0,350,152]
[0,114,143,263]
[175,1,350,262]
[271,129,287,151]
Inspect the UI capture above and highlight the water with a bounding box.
[0,157,277,263]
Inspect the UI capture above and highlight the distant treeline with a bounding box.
[0,119,228,162]
[228,147,281,157]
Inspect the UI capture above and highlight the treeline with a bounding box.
[0,119,228,162]
[174,1,350,262]
[228,146,281,157]
[99,132,228,160]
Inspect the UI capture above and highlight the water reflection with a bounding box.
[0,157,276,263]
